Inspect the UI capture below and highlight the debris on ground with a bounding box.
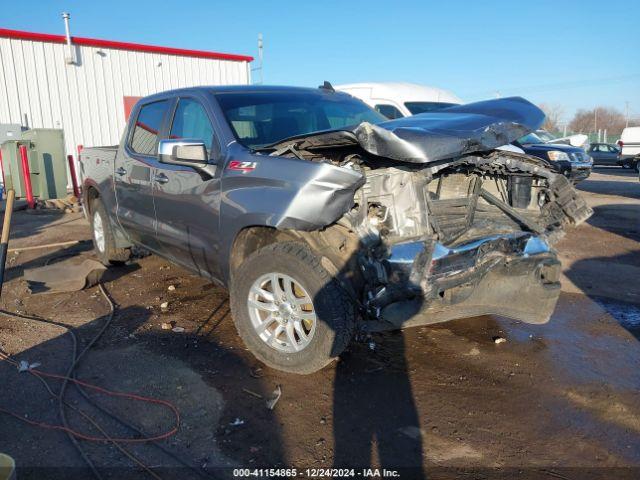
[265,385,282,410]
[161,321,175,330]
[168,285,176,292]
[250,367,264,378]
[17,360,40,372]
[171,326,185,333]
[242,388,263,399]
[24,259,106,294]
[493,336,507,344]
[160,301,169,312]
[229,418,245,427]
[42,195,80,213]
[466,347,481,356]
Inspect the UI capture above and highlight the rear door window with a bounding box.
[130,100,170,155]
[169,98,215,156]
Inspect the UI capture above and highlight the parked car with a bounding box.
[335,82,462,119]
[617,126,640,171]
[515,132,593,182]
[587,143,623,167]
[80,86,591,374]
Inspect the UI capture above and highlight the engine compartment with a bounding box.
[270,140,592,327]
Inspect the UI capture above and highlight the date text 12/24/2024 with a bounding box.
[233,468,401,478]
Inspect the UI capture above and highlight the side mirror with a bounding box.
[158,139,208,168]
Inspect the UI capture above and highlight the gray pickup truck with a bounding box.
[80,85,591,374]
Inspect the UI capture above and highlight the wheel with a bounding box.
[90,198,131,266]
[230,242,355,374]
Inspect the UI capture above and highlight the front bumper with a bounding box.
[552,160,591,182]
[365,233,561,331]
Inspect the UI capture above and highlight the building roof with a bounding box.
[0,27,253,62]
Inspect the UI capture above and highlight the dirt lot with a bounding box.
[0,168,639,479]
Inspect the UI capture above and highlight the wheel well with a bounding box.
[85,186,100,214]
[230,226,298,273]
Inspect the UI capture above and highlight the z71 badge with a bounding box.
[228,160,257,172]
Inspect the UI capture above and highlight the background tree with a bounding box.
[569,107,626,136]
[538,103,564,133]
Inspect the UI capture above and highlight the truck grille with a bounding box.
[569,152,588,162]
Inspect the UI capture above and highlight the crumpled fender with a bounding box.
[221,153,363,233]
[353,96,545,163]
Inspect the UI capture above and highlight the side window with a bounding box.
[130,100,169,155]
[374,104,403,120]
[169,98,214,155]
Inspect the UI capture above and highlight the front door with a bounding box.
[153,96,223,279]
[114,99,170,252]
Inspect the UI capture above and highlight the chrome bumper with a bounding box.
[369,233,561,328]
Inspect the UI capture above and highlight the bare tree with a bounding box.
[538,103,564,133]
[569,107,627,136]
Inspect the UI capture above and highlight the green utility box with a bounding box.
[1,128,68,200]
[1,139,33,198]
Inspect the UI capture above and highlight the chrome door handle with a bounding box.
[115,166,127,176]
[154,173,169,184]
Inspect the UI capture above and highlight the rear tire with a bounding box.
[90,198,130,266]
[230,241,355,374]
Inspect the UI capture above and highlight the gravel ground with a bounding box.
[0,167,638,480]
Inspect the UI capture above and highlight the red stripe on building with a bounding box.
[0,28,253,62]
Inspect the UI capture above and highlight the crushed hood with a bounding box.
[353,97,545,163]
[269,96,545,164]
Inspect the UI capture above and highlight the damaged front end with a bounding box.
[268,97,592,328]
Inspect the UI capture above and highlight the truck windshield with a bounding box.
[405,101,458,114]
[214,90,385,149]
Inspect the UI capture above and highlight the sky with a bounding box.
[3,0,639,123]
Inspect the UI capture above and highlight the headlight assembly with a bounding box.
[547,150,570,161]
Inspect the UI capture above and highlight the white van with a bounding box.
[617,127,640,171]
[335,82,462,119]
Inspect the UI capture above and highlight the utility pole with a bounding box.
[251,33,264,84]
[625,101,630,128]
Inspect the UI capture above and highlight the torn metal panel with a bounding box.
[353,97,545,163]
[275,161,365,230]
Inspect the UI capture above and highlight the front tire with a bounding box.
[90,198,131,266]
[230,242,355,374]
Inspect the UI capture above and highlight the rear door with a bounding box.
[153,95,223,279]
[114,99,170,251]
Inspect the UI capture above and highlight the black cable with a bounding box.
[1,284,215,479]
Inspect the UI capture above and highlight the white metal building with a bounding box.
[0,26,253,158]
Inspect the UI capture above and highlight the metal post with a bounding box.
[18,145,35,209]
[67,154,80,198]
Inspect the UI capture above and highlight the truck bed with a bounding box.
[78,146,117,186]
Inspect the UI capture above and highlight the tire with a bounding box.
[90,198,131,266]
[230,241,355,374]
